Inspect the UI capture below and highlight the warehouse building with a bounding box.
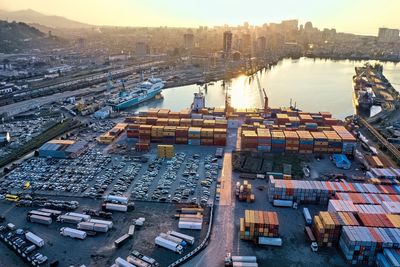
[38,139,88,159]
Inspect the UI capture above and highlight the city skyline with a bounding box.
[1,0,400,35]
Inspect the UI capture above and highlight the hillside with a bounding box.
[0,9,92,29]
[0,20,59,53]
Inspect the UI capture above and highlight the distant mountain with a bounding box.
[0,9,92,29]
[0,20,60,53]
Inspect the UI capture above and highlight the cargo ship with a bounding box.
[352,69,375,111]
[109,77,165,110]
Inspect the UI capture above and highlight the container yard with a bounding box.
[0,97,399,267]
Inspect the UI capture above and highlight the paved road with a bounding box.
[183,129,238,267]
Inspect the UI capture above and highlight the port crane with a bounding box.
[247,56,268,113]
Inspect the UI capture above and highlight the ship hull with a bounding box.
[114,89,161,110]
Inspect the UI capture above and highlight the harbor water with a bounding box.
[133,57,400,120]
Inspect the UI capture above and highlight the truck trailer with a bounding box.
[105,195,129,205]
[104,203,128,212]
[115,257,135,267]
[167,231,195,245]
[25,232,45,247]
[114,234,131,248]
[89,219,113,229]
[78,222,109,232]
[258,237,283,247]
[155,236,183,254]
[28,215,52,225]
[65,212,91,221]
[57,215,83,224]
[60,227,86,240]
[303,208,312,225]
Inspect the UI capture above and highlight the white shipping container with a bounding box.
[178,221,202,230]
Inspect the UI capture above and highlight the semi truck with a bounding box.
[25,232,44,247]
[224,253,257,267]
[28,210,52,218]
[28,215,52,225]
[155,236,183,254]
[60,227,86,240]
[114,234,131,248]
[77,222,109,232]
[303,208,312,225]
[167,231,195,245]
[57,215,83,224]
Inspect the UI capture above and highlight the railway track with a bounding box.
[359,118,400,163]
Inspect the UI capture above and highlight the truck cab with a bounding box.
[311,242,318,252]
[224,253,232,266]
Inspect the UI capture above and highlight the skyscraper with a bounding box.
[378,28,399,43]
[183,33,194,51]
[223,31,233,54]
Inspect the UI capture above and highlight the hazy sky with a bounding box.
[1,0,399,35]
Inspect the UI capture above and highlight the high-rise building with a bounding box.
[240,33,252,55]
[183,33,194,51]
[281,19,299,32]
[378,28,399,43]
[256,36,266,56]
[223,31,233,54]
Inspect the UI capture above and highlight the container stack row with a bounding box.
[335,192,400,205]
[376,248,400,267]
[128,125,227,146]
[268,176,400,204]
[98,123,127,144]
[240,127,356,155]
[125,117,228,129]
[240,210,279,241]
[339,226,400,266]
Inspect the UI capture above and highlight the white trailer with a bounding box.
[178,221,202,230]
[115,257,135,267]
[65,212,91,221]
[167,231,195,245]
[160,233,184,245]
[106,195,129,205]
[232,263,258,267]
[57,215,83,224]
[231,256,257,263]
[155,236,183,254]
[78,222,109,232]
[38,208,62,216]
[60,227,86,240]
[105,203,128,212]
[303,208,312,225]
[25,232,44,247]
[128,225,135,236]
[89,219,113,229]
[28,215,52,225]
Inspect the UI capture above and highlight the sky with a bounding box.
[0,0,399,35]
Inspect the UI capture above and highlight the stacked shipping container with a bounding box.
[240,210,279,241]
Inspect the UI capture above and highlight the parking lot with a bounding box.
[0,198,210,267]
